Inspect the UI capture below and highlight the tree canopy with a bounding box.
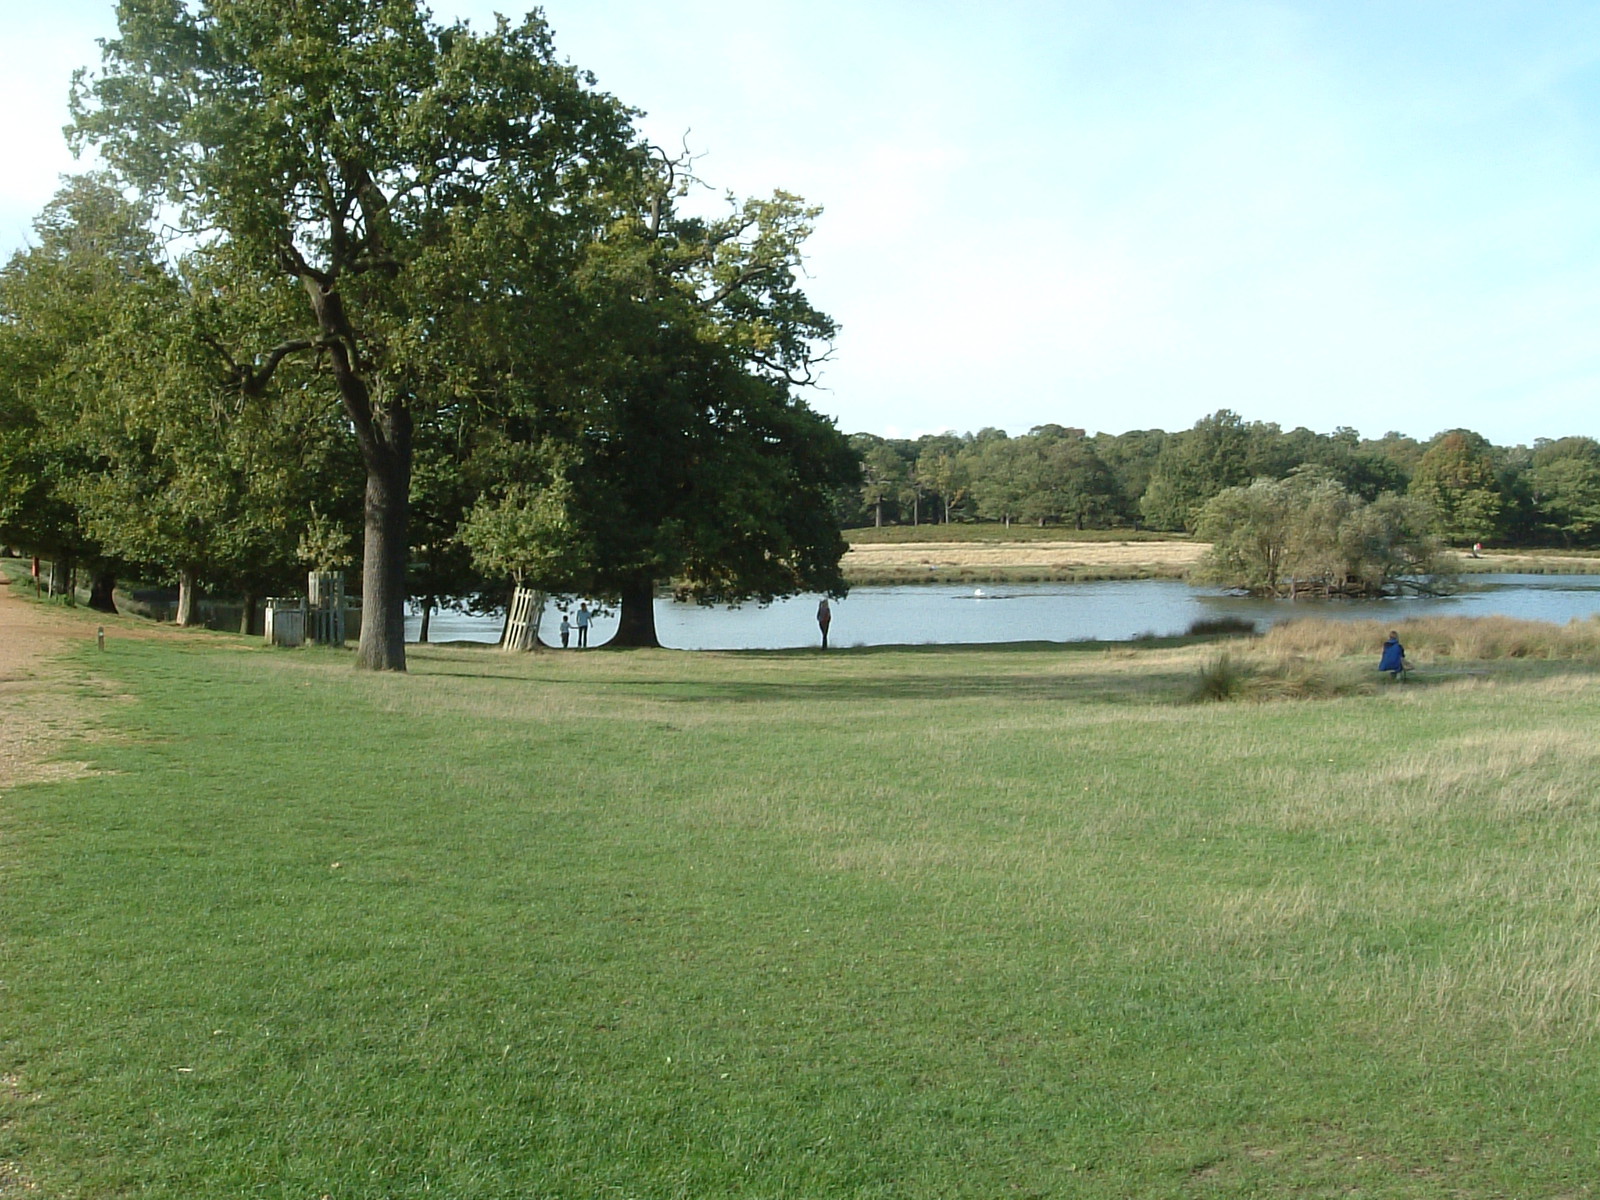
[64,0,851,658]
[71,0,639,667]
[1193,469,1450,598]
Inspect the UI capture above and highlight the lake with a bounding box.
[406,573,1600,650]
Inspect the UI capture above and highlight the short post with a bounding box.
[97,626,105,651]
[308,571,346,645]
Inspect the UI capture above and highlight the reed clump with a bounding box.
[1261,615,1600,663]
[1187,650,1375,703]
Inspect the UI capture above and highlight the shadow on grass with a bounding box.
[405,635,1267,704]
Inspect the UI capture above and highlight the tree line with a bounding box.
[842,412,1600,549]
[0,1,856,669]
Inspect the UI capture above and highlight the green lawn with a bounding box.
[5,619,1600,1197]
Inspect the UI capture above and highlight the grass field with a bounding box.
[6,609,1600,1197]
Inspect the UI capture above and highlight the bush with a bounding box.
[1186,615,1258,638]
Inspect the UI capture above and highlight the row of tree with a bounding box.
[1,1,857,669]
[844,413,1600,548]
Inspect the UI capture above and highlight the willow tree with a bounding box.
[71,0,637,669]
[1194,469,1451,598]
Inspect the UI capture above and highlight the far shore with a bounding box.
[841,537,1206,585]
[840,535,1600,586]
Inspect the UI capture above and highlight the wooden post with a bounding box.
[308,571,346,645]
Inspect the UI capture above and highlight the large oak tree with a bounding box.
[72,0,637,669]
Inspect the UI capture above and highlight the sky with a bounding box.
[5,1,1600,447]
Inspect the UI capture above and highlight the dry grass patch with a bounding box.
[841,537,1208,581]
[1264,614,1600,663]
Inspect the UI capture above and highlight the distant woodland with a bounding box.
[841,411,1599,548]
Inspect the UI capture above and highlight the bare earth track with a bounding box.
[0,580,102,788]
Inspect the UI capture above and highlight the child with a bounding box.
[1378,631,1407,680]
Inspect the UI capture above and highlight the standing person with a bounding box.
[575,603,591,649]
[559,613,571,649]
[817,598,832,649]
[1379,630,1406,680]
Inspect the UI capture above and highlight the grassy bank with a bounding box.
[843,525,1184,544]
[1456,548,1600,575]
[842,561,1194,587]
[6,610,1600,1196]
[841,529,1200,586]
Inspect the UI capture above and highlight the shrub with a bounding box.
[1186,615,1258,638]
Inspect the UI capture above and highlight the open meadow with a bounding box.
[6,593,1600,1197]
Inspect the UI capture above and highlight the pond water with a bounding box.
[406,573,1600,651]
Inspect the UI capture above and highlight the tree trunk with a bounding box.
[874,500,883,528]
[418,598,433,644]
[610,573,660,648]
[239,591,257,635]
[355,434,411,671]
[306,276,411,672]
[87,571,118,613]
[175,567,198,626]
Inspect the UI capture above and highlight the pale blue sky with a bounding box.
[6,2,1600,445]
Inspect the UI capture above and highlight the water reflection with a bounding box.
[407,574,1600,650]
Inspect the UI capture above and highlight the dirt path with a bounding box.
[0,579,101,788]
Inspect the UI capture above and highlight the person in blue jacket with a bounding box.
[1379,630,1406,679]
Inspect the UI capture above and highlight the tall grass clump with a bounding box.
[1189,652,1252,701]
[1262,614,1600,663]
[1186,648,1374,703]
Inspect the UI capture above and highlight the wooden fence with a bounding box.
[503,587,544,651]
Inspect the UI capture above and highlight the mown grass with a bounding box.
[6,610,1600,1196]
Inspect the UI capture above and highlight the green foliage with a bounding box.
[856,437,909,527]
[1140,409,1279,531]
[1194,468,1449,597]
[0,175,159,566]
[71,0,641,668]
[1409,429,1504,544]
[1530,437,1600,545]
[458,468,583,591]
